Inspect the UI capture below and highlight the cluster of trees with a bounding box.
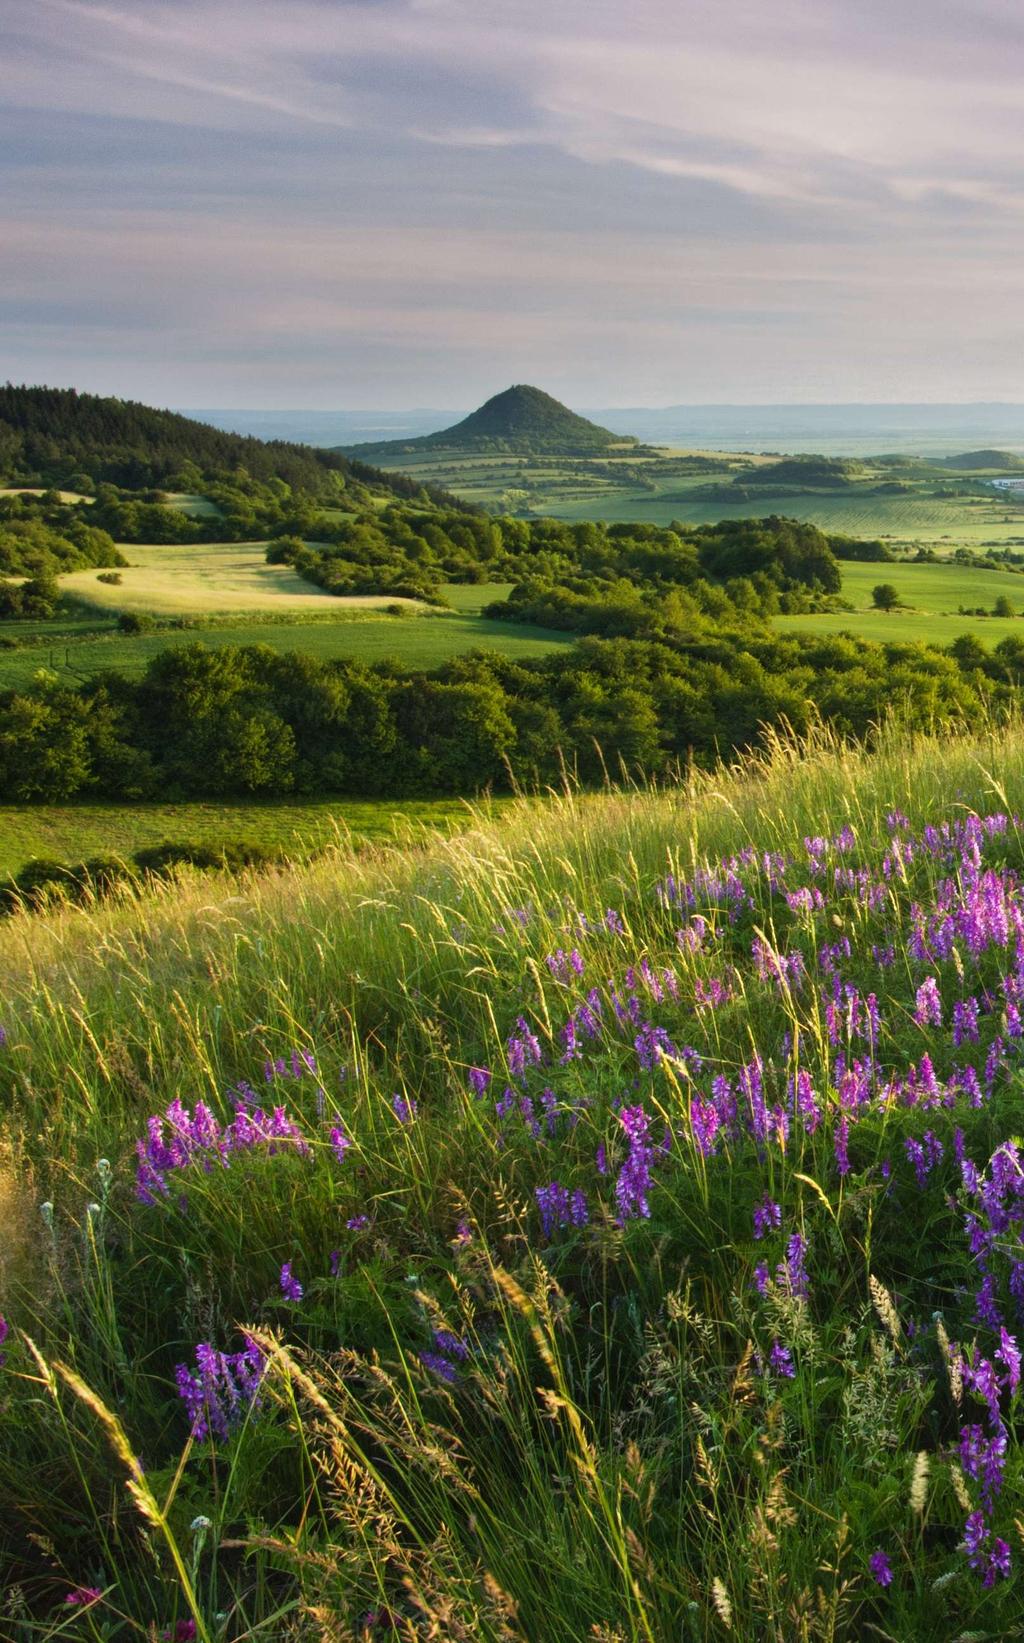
[0,510,125,618]
[0,384,467,507]
[282,513,848,612]
[0,627,1015,804]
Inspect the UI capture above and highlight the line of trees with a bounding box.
[0,627,1013,804]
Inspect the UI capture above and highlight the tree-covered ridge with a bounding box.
[942,449,1024,471]
[0,383,470,508]
[340,384,641,458]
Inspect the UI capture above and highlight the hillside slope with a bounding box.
[6,722,1024,1635]
[340,382,639,458]
[0,382,469,505]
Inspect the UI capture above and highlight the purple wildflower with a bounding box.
[753,1195,782,1240]
[280,1262,303,1302]
[914,976,942,1028]
[964,1511,1012,1586]
[767,1339,795,1378]
[468,1066,491,1099]
[329,1125,351,1163]
[776,1233,810,1300]
[535,1180,589,1239]
[615,1104,654,1220]
[959,1423,1007,1511]
[0,1312,7,1367]
[997,1327,1021,1394]
[175,1336,266,1441]
[346,1214,370,1231]
[868,1551,892,1588]
[64,1587,102,1607]
[392,1094,417,1124]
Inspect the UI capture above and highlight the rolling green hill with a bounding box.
[340,383,639,459]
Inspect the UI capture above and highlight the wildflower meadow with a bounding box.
[5,722,1024,1639]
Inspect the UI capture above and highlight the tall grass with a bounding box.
[4,719,1024,1637]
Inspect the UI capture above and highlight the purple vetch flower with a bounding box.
[280,1263,303,1302]
[175,1336,267,1441]
[433,1329,470,1362]
[963,1511,1012,1586]
[964,1354,1003,1427]
[914,976,943,1028]
[767,1339,795,1378]
[419,1350,460,1384]
[507,1017,543,1081]
[346,1214,370,1231]
[753,1195,782,1240]
[753,1261,771,1296]
[0,1312,8,1367]
[605,909,625,934]
[904,1130,944,1189]
[535,1180,589,1239]
[468,1066,491,1099]
[868,1551,893,1588]
[329,1249,341,1277]
[453,1219,473,1245]
[134,1096,308,1204]
[973,1274,1003,1332]
[392,1094,417,1124]
[777,1233,810,1300]
[959,1423,1007,1511]
[634,1022,678,1071]
[996,1327,1021,1394]
[0,1026,7,1047]
[953,997,981,1047]
[615,1105,655,1220]
[329,1125,351,1163]
[595,1143,608,1176]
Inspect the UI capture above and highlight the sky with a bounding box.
[4,0,1024,408]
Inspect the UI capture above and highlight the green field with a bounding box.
[372,448,1024,547]
[0,609,570,691]
[776,558,1024,646]
[61,543,373,614]
[0,794,505,879]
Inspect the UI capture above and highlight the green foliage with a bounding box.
[7,726,1024,1636]
[872,582,901,610]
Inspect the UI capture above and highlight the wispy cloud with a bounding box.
[4,0,1024,402]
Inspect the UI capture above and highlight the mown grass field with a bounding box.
[61,544,365,614]
[0,794,500,879]
[777,559,1024,646]
[7,722,1024,1637]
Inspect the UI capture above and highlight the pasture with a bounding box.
[60,543,362,614]
[777,558,1024,646]
[371,448,1024,547]
[0,794,497,880]
[0,603,569,693]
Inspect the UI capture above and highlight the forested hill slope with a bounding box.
[0,384,471,506]
[340,383,640,458]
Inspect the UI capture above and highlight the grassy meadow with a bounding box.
[777,559,1024,647]
[0,577,566,693]
[0,795,495,880]
[6,721,1024,1636]
[372,448,1024,546]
